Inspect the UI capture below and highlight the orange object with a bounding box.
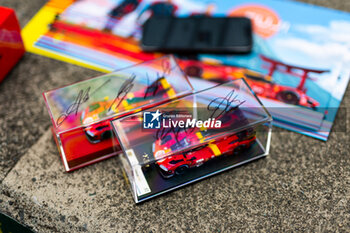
[229,4,280,39]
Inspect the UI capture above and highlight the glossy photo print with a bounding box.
[23,0,350,140]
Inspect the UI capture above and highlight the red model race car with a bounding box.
[81,77,175,143]
[177,59,319,109]
[81,100,116,143]
[242,71,319,109]
[153,128,256,178]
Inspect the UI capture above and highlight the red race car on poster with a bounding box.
[153,127,256,178]
[81,77,175,143]
[177,59,321,109]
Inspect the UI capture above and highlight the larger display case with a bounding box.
[43,56,193,171]
[112,78,272,203]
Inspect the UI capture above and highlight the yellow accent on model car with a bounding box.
[196,132,203,139]
[208,143,221,156]
[160,78,176,97]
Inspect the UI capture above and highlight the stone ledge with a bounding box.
[1,127,350,232]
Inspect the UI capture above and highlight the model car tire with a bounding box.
[85,132,99,144]
[175,165,189,175]
[184,65,203,77]
[276,90,299,105]
[101,131,111,140]
[158,168,175,179]
[233,144,247,155]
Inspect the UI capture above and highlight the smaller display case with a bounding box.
[43,56,193,171]
[112,78,272,203]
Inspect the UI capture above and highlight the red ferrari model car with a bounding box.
[178,59,319,109]
[153,127,256,178]
[81,77,175,143]
[81,101,115,143]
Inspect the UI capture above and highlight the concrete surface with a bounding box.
[0,0,101,181]
[0,0,350,232]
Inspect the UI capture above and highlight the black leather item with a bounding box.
[141,16,253,54]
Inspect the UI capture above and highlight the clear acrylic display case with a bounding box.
[112,78,272,203]
[43,56,193,171]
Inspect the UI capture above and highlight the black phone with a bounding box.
[141,16,253,54]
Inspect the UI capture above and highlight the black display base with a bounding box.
[135,141,266,203]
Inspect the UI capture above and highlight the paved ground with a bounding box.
[0,0,349,232]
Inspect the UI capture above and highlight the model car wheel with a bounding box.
[85,131,100,144]
[101,131,111,140]
[184,65,203,77]
[276,90,299,105]
[158,168,174,179]
[175,165,189,175]
[233,144,247,155]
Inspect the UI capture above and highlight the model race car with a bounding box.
[81,77,175,143]
[177,59,320,109]
[153,127,256,178]
[242,70,320,109]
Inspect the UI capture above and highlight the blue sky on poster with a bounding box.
[202,0,350,99]
[184,0,350,98]
[205,0,350,67]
